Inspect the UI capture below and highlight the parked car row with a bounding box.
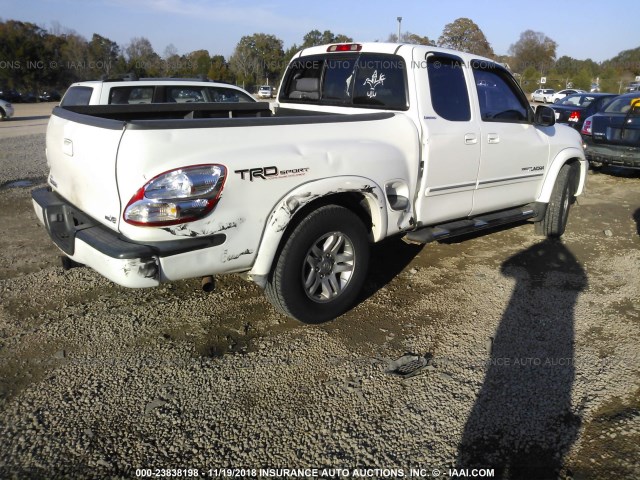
[572,92,640,171]
[549,93,618,131]
[531,88,587,104]
[0,88,62,103]
[537,87,639,171]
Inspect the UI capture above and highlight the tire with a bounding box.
[0,108,6,120]
[265,205,370,323]
[535,163,579,237]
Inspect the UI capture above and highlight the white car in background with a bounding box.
[0,98,14,120]
[258,85,275,98]
[550,89,586,103]
[531,89,556,103]
[60,78,256,106]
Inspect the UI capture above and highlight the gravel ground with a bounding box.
[0,130,639,479]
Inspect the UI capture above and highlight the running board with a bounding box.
[404,205,538,244]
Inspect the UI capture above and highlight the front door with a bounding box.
[470,62,550,215]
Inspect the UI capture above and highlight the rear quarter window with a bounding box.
[60,86,93,106]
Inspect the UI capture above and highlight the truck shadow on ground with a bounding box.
[456,239,587,479]
[357,237,424,303]
[634,208,640,236]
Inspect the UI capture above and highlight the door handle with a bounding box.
[464,133,478,145]
[487,133,500,144]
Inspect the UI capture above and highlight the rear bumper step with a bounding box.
[404,204,540,244]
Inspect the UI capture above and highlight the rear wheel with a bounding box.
[265,205,370,323]
[0,108,6,120]
[535,163,579,237]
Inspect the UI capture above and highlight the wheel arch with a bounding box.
[248,177,387,285]
[537,148,587,203]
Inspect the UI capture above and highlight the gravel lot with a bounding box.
[0,106,639,479]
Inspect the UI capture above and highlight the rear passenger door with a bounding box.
[415,53,481,225]
[470,62,549,215]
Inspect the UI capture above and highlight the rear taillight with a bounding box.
[581,117,593,135]
[568,111,580,122]
[124,164,226,226]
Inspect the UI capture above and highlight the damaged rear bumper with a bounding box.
[32,187,226,288]
[583,141,640,170]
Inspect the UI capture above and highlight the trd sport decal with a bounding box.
[235,166,309,181]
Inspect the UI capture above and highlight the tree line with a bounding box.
[0,17,638,96]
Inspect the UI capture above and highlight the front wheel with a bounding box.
[535,163,579,237]
[265,205,370,323]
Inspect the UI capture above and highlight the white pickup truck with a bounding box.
[32,43,587,323]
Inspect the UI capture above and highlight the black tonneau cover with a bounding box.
[52,104,395,131]
[63,101,273,120]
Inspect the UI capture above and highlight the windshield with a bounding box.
[604,96,640,114]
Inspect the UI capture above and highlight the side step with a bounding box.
[404,205,539,244]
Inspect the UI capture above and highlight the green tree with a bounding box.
[229,33,284,88]
[0,20,51,89]
[520,65,542,91]
[161,44,182,76]
[602,46,640,76]
[437,18,494,57]
[509,30,557,74]
[88,34,120,77]
[207,55,233,82]
[387,31,436,46]
[185,49,212,77]
[554,56,580,77]
[125,37,161,77]
[571,68,593,90]
[301,29,352,48]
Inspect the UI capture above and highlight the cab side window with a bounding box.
[426,54,471,121]
[472,63,530,122]
[109,87,153,104]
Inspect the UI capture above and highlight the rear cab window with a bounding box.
[281,53,408,110]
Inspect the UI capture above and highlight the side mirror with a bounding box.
[535,105,556,127]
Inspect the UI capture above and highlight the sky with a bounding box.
[1,0,638,63]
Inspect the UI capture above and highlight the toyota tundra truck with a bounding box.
[32,43,587,323]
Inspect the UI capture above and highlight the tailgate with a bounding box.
[46,107,125,231]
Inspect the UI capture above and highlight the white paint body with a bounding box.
[36,43,587,289]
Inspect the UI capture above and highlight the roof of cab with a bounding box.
[294,42,497,65]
